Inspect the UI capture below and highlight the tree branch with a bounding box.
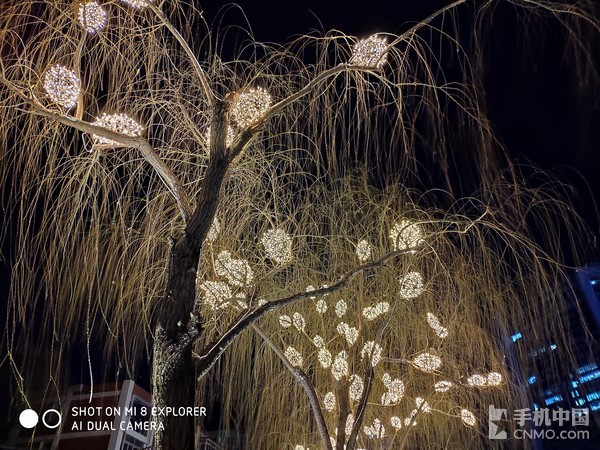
[251,324,333,450]
[195,247,416,379]
[346,365,374,450]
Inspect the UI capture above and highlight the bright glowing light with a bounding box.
[416,397,431,413]
[43,65,80,109]
[460,409,476,426]
[206,217,220,243]
[121,0,153,8]
[363,302,390,320]
[356,239,371,262]
[361,341,382,367]
[293,312,306,331]
[364,418,385,438]
[306,285,316,300]
[434,381,453,393]
[214,250,253,287]
[334,299,347,317]
[404,409,418,427]
[78,2,107,33]
[336,322,358,345]
[389,220,424,250]
[332,351,349,380]
[285,347,303,368]
[426,312,448,338]
[257,299,267,306]
[381,373,404,405]
[261,228,292,264]
[350,35,388,69]
[316,299,327,314]
[467,374,487,387]
[199,281,231,309]
[345,413,355,436]
[488,372,503,386]
[313,335,324,348]
[398,272,424,299]
[91,113,143,146]
[412,352,442,373]
[231,87,272,129]
[279,315,292,328]
[390,416,402,429]
[349,374,364,401]
[318,347,332,368]
[323,392,336,412]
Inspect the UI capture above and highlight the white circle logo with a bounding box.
[42,409,62,429]
[19,409,39,428]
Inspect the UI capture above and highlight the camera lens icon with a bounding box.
[19,409,62,429]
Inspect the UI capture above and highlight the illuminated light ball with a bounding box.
[323,392,336,412]
[316,299,327,314]
[334,299,347,317]
[390,416,402,429]
[356,239,371,262]
[345,413,355,436]
[331,351,349,380]
[389,219,424,250]
[78,2,107,33]
[257,299,267,306]
[434,380,453,393]
[292,312,306,331]
[231,87,272,129]
[415,397,431,413]
[279,315,292,328]
[487,372,503,386]
[313,335,324,348]
[121,0,153,9]
[284,346,303,368]
[364,418,385,439]
[336,322,358,345]
[261,228,292,265]
[91,113,143,146]
[43,65,81,109]
[350,34,388,69]
[199,280,231,309]
[426,312,448,338]
[206,217,220,243]
[467,374,487,387]
[404,409,418,427]
[412,352,442,373]
[318,347,332,368]
[214,250,254,287]
[460,409,476,427]
[360,341,382,367]
[349,374,364,401]
[398,271,424,300]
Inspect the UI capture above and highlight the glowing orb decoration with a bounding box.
[381,373,404,405]
[434,380,453,393]
[460,409,476,427]
[257,299,267,306]
[349,374,364,401]
[43,65,81,109]
[390,416,402,429]
[412,352,442,373]
[364,418,385,439]
[214,250,254,287]
[415,397,432,413]
[467,374,487,387]
[426,312,448,338]
[78,2,107,33]
[363,302,389,320]
[199,280,231,309]
[323,392,336,412]
[404,409,418,427]
[206,217,220,243]
[318,347,332,368]
[350,35,388,69]
[487,372,503,386]
[334,299,347,317]
[337,322,358,345]
[345,413,355,436]
[121,0,153,8]
[313,335,324,348]
[316,299,327,314]
[360,341,382,367]
[390,219,424,250]
[279,315,292,328]
[398,271,424,300]
[231,87,272,129]
[261,228,292,265]
[332,351,349,380]
[91,113,143,146]
[356,239,371,262]
[284,346,303,368]
[292,312,306,331]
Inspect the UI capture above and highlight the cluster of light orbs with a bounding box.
[434,380,453,393]
[43,65,81,109]
[350,34,388,69]
[356,239,371,262]
[206,217,220,243]
[349,374,364,401]
[426,312,448,338]
[121,0,153,8]
[397,271,424,299]
[323,392,336,412]
[363,418,385,439]
[460,409,476,426]
[214,250,254,287]
[91,113,143,145]
[284,346,303,368]
[199,280,232,309]
[412,352,442,373]
[389,219,424,250]
[231,87,272,129]
[78,1,107,33]
[381,372,404,405]
[336,322,358,345]
[360,341,382,367]
[362,301,389,320]
[331,351,349,380]
[261,228,292,265]
[467,372,503,387]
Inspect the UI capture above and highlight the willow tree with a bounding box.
[0,0,596,449]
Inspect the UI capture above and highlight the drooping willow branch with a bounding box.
[195,247,415,379]
[251,323,333,450]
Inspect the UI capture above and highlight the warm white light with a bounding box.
[467,374,487,387]
[350,35,388,69]
[306,285,316,300]
[261,228,292,265]
[332,351,349,380]
[78,2,107,33]
[349,374,364,401]
[404,409,418,427]
[356,239,371,262]
[361,341,382,367]
[43,65,81,109]
[214,250,253,287]
[460,409,476,426]
[323,392,336,412]
[398,272,424,299]
[334,299,347,317]
[426,312,448,338]
[91,113,143,146]
[363,302,390,320]
[199,280,232,309]
[285,347,303,368]
[293,312,306,331]
[345,413,355,436]
[416,397,431,413]
[316,299,327,314]
[279,315,292,328]
[389,220,424,250]
[412,352,442,373]
[313,335,324,348]
[257,299,267,306]
[231,87,272,129]
[336,322,358,345]
[487,372,503,386]
[206,217,220,243]
[318,347,332,368]
[381,373,404,405]
[434,381,453,393]
[121,0,153,9]
[390,416,402,429]
[363,418,385,439]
